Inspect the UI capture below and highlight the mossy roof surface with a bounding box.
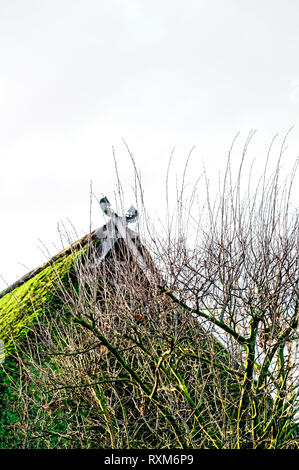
[0,232,96,354]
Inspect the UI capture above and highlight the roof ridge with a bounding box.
[0,230,97,300]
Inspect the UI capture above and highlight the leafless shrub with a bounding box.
[5,133,298,449]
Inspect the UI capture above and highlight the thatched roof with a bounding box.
[0,210,146,355]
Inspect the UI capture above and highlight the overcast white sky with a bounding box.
[1,0,299,291]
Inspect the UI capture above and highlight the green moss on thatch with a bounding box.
[0,233,94,355]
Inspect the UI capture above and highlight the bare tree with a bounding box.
[1,134,298,449]
[146,132,299,448]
